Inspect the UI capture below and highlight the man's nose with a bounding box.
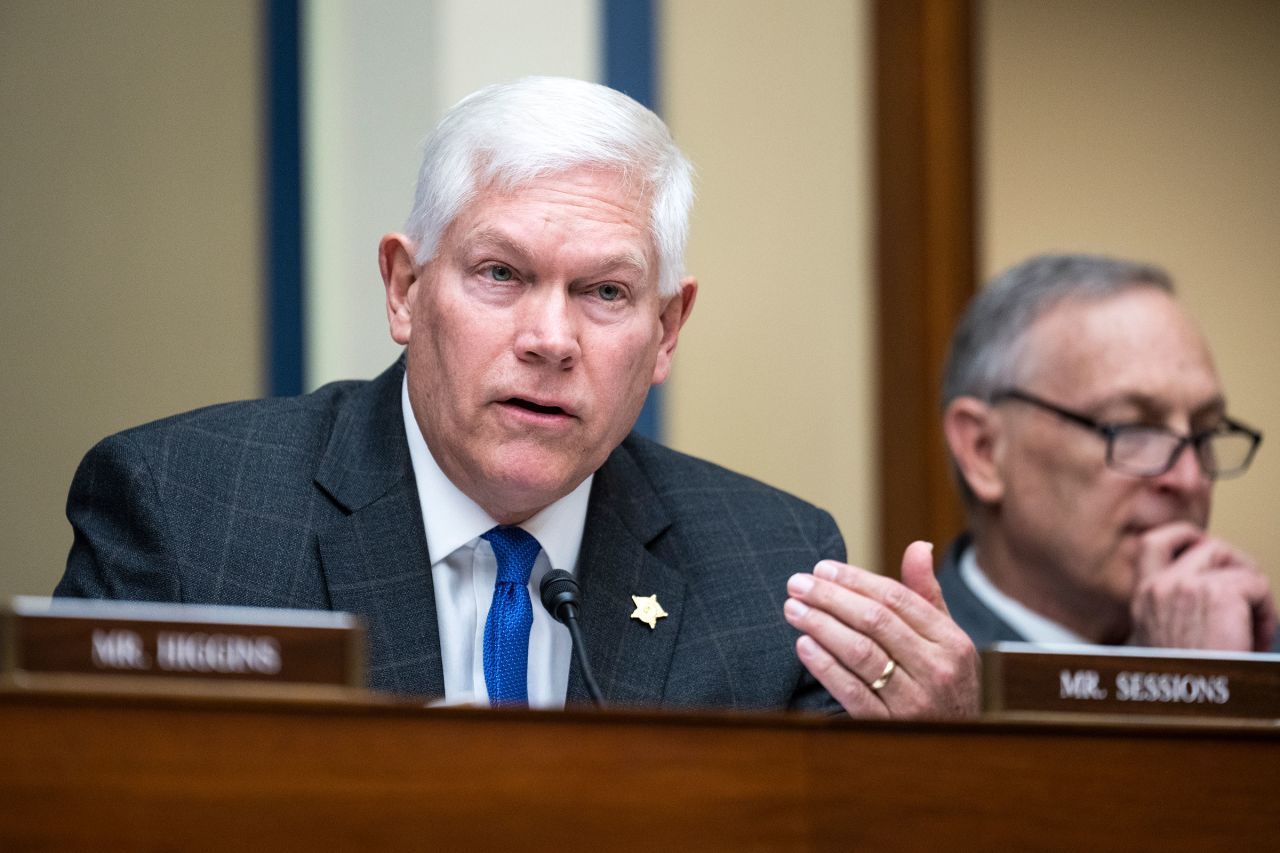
[514,288,581,368]
[1155,440,1210,493]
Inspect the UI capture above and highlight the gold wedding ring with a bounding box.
[869,658,897,692]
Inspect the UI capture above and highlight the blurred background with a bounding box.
[2,0,1277,600]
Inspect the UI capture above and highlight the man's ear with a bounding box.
[943,396,1005,504]
[380,233,419,345]
[651,276,698,385]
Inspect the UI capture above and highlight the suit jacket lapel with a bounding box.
[308,367,684,705]
[937,532,1024,647]
[568,440,686,708]
[313,360,446,698]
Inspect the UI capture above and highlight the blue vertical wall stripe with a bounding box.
[265,0,305,397]
[604,0,663,441]
[604,0,657,110]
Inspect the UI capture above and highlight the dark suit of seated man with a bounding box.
[938,253,1277,652]
[57,77,979,716]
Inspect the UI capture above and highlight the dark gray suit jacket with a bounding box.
[57,359,844,712]
[935,534,1023,648]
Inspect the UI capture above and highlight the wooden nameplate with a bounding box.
[983,642,1280,721]
[1,596,366,693]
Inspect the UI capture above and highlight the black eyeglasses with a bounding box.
[989,388,1263,480]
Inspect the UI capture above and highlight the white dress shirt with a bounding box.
[401,378,591,708]
[959,545,1088,644]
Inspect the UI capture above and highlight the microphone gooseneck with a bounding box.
[539,569,605,707]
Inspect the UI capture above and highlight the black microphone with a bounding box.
[540,569,605,708]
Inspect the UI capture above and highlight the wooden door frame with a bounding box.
[873,0,978,574]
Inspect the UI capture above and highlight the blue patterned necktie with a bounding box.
[480,525,540,706]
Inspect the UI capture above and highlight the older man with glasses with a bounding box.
[938,253,1277,652]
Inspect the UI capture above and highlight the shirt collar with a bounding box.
[959,544,1088,644]
[401,375,591,571]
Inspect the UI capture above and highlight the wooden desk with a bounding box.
[1,686,1276,851]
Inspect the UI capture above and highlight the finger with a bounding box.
[809,560,955,644]
[1195,537,1258,573]
[1166,537,1249,576]
[788,573,952,683]
[783,590,900,687]
[787,571,981,719]
[899,541,948,616]
[794,615,979,720]
[1166,537,1222,574]
[794,569,926,659]
[1134,563,1270,651]
[1137,522,1205,577]
[1135,547,1253,611]
[1200,566,1272,652]
[1215,552,1278,651]
[793,634,888,718]
[1217,561,1276,607]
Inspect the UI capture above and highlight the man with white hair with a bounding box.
[938,253,1276,651]
[59,77,979,716]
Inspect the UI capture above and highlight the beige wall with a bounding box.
[304,0,602,389]
[0,2,263,599]
[10,0,1270,606]
[662,0,878,569]
[981,0,1280,582]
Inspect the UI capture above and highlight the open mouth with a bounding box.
[503,397,569,417]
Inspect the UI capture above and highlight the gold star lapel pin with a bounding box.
[630,594,668,630]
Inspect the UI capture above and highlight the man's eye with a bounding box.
[597,283,623,302]
[488,265,514,282]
